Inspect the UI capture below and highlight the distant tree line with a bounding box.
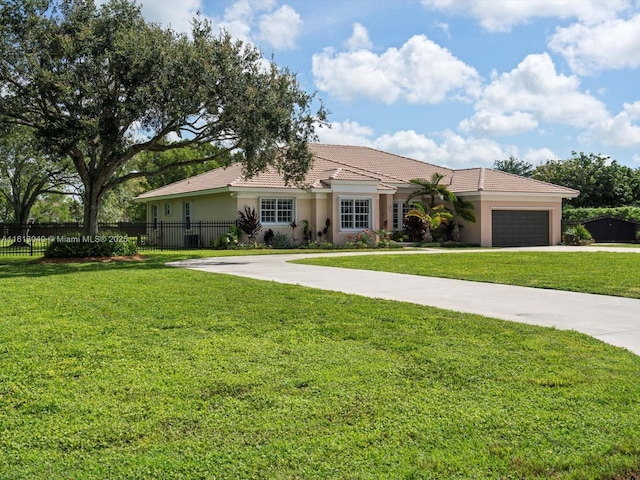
[494,153,640,209]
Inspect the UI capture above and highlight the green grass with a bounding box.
[295,251,640,298]
[1,252,639,479]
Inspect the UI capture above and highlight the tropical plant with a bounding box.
[271,232,292,249]
[301,219,313,243]
[407,173,457,209]
[211,224,240,249]
[263,228,275,246]
[237,206,262,243]
[449,198,476,242]
[405,201,453,243]
[563,224,593,246]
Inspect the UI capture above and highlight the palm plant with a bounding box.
[405,201,453,243]
[407,172,457,208]
[449,198,476,242]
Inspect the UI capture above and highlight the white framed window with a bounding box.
[260,198,294,224]
[151,204,159,228]
[340,197,372,231]
[182,201,192,230]
[393,201,412,230]
[164,203,172,216]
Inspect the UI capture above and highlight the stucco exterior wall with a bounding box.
[460,194,564,247]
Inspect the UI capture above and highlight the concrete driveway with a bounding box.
[168,246,640,356]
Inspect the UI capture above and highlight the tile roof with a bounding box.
[451,167,579,194]
[137,144,578,199]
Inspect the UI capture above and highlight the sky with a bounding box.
[134,0,640,169]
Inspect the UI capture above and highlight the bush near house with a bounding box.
[44,232,138,258]
[563,206,640,224]
[562,224,593,246]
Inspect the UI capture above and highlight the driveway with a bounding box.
[168,246,640,355]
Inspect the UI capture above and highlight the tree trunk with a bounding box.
[423,226,433,243]
[83,181,104,235]
[451,224,461,242]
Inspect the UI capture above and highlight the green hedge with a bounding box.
[563,206,640,224]
[44,232,138,258]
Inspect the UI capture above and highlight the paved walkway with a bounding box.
[168,246,640,355]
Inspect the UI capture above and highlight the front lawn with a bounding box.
[1,252,639,479]
[295,251,640,298]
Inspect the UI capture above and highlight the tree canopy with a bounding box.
[0,0,326,233]
[0,125,75,224]
[532,152,639,208]
[493,155,534,178]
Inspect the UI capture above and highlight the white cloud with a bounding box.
[312,35,480,104]
[583,101,640,147]
[434,21,451,38]
[460,111,538,135]
[98,0,204,33]
[373,130,447,163]
[257,5,302,49]
[462,53,609,136]
[548,14,640,74]
[633,154,640,163]
[346,23,373,51]
[522,148,559,165]
[421,0,630,32]
[316,120,374,146]
[211,0,300,50]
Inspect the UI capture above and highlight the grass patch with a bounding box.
[295,251,640,298]
[0,252,639,478]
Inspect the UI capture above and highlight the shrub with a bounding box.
[563,224,593,246]
[237,206,262,242]
[403,215,427,242]
[45,231,138,258]
[263,229,275,246]
[563,206,640,224]
[211,224,240,249]
[271,232,292,249]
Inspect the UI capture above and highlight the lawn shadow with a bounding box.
[0,254,192,279]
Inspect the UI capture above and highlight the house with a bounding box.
[135,144,579,247]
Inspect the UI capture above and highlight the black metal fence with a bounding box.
[0,221,235,256]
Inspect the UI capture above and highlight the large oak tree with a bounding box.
[0,0,325,234]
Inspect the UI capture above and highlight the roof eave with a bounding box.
[135,186,231,202]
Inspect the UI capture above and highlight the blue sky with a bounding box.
[135,0,640,169]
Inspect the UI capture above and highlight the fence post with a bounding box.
[160,221,164,251]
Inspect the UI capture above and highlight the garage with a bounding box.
[492,210,550,247]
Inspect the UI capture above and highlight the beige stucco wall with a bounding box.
[143,188,566,248]
[329,191,382,245]
[459,194,564,247]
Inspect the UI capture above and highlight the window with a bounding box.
[164,203,172,216]
[260,198,294,224]
[151,204,158,229]
[340,197,371,230]
[393,201,412,230]
[182,201,191,230]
